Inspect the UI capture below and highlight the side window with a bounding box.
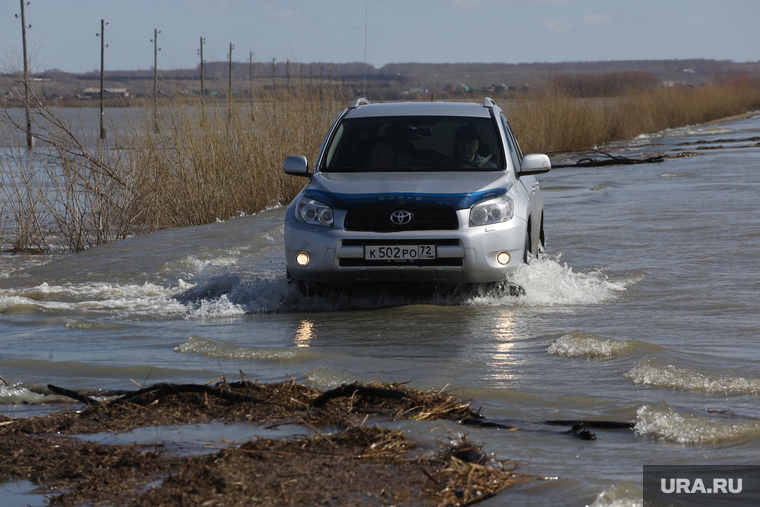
[323,123,345,168]
[500,114,521,171]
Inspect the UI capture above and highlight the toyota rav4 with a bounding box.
[282,97,550,293]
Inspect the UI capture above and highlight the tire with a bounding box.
[523,226,532,264]
[297,281,315,297]
[287,269,316,297]
[298,281,329,297]
[538,214,546,256]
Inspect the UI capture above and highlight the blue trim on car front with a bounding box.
[304,188,509,210]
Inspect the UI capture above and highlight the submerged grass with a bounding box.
[1,76,759,252]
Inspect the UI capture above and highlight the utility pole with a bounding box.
[319,66,324,104]
[271,58,276,94]
[226,43,234,121]
[19,0,33,149]
[151,29,161,133]
[249,51,254,121]
[198,37,205,106]
[228,43,234,102]
[97,19,108,140]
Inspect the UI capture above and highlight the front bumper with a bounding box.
[285,209,527,285]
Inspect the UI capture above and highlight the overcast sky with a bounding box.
[1,0,758,74]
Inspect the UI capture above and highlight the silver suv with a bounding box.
[283,98,550,293]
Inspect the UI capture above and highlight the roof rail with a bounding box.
[348,98,371,109]
[483,97,496,109]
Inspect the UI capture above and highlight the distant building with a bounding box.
[443,83,473,94]
[82,87,130,98]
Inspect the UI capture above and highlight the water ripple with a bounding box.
[625,359,760,394]
[547,330,634,358]
[635,402,760,445]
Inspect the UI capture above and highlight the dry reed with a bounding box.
[509,79,760,153]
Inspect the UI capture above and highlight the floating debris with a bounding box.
[550,148,665,168]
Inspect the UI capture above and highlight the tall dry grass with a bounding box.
[509,78,760,153]
[1,74,759,253]
[119,89,343,230]
[1,82,346,252]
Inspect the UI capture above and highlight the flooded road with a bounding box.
[2,113,760,506]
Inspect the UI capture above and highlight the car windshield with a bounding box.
[321,116,504,172]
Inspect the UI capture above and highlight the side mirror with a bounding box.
[283,155,310,177]
[519,153,551,175]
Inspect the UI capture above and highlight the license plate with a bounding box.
[364,245,436,260]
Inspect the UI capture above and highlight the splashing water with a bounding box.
[0,252,636,320]
[547,330,634,358]
[635,402,760,445]
[465,254,635,308]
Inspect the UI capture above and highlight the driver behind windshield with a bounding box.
[452,125,496,169]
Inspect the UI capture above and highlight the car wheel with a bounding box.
[523,228,532,264]
[287,269,315,297]
[298,281,332,297]
[538,215,546,256]
[297,281,314,297]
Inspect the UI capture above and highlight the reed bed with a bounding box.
[509,77,760,153]
[119,93,341,229]
[1,76,759,253]
[1,85,347,252]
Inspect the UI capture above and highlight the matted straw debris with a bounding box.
[1,380,539,506]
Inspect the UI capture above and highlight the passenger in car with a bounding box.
[367,140,395,170]
[451,125,497,169]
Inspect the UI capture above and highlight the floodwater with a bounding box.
[2,111,760,506]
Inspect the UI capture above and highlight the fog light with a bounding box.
[296,252,310,267]
[496,251,510,265]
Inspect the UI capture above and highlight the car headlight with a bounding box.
[469,196,514,227]
[295,196,334,227]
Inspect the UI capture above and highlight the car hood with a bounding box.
[304,171,511,210]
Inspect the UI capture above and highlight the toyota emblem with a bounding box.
[390,210,413,226]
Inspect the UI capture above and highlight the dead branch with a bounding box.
[111,382,263,405]
[544,419,635,429]
[47,384,99,405]
[46,382,263,406]
[458,417,520,430]
[311,382,410,408]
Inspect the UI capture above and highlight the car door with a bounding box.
[501,114,539,250]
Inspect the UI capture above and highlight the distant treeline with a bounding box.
[379,58,749,75]
[26,58,758,83]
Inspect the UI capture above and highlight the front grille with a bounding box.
[344,207,458,231]
[342,239,460,246]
